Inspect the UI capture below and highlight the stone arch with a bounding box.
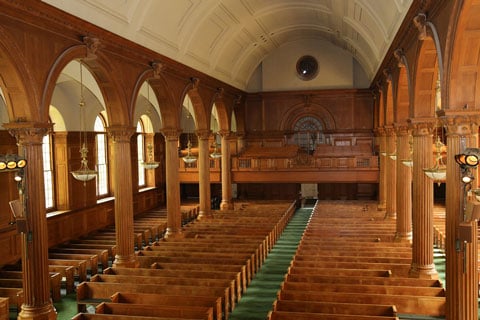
[280,101,336,132]
[0,26,40,122]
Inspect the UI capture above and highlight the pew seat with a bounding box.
[110,292,222,320]
[96,302,213,320]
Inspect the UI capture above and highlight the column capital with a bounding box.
[374,127,386,136]
[196,129,211,140]
[107,125,135,143]
[161,128,181,141]
[407,118,436,136]
[438,110,480,136]
[3,121,51,145]
[384,125,396,136]
[218,130,232,138]
[394,123,410,136]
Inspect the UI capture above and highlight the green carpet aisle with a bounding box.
[228,206,313,320]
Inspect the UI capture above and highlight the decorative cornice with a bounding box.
[374,127,386,136]
[384,125,396,136]
[439,112,480,136]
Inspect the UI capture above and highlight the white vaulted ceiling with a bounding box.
[42,0,413,90]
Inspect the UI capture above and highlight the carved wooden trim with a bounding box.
[3,122,51,145]
[107,125,135,143]
[161,128,181,141]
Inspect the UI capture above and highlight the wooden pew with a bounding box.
[267,311,399,320]
[0,287,23,312]
[49,247,109,270]
[48,258,88,283]
[137,256,249,289]
[110,292,222,320]
[96,302,214,320]
[287,266,393,278]
[90,273,236,312]
[277,289,445,317]
[0,271,62,302]
[104,267,242,303]
[0,297,8,320]
[72,314,197,320]
[48,253,98,275]
[290,260,411,277]
[48,265,75,294]
[285,274,443,288]
[137,249,255,279]
[280,281,445,297]
[76,281,230,318]
[272,300,398,317]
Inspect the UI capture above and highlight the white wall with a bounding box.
[247,38,369,92]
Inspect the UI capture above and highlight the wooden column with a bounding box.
[385,126,397,219]
[375,128,387,211]
[441,112,479,320]
[161,129,182,238]
[394,124,412,241]
[408,119,438,279]
[197,130,212,219]
[5,122,56,320]
[219,130,233,210]
[108,125,138,267]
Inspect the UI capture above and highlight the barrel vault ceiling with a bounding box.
[42,0,413,90]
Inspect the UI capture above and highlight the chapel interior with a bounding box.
[0,0,479,319]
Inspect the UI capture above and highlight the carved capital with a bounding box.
[408,118,436,136]
[383,69,392,83]
[413,13,427,40]
[161,128,181,141]
[215,87,224,100]
[384,125,396,137]
[394,123,410,136]
[195,129,211,140]
[218,130,231,139]
[394,49,406,68]
[83,36,100,60]
[374,127,386,136]
[151,61,165,78]
[234,94,243,105]
[441,116,479,136]
[107,125,135,143]
[190,77,200,89]
[3,121,51,145]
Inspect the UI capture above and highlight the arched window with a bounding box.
[293,116,324,154]
[94,115,109,197]
[42,134,55,210]
[137,120,145,187]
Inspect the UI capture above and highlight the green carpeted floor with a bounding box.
[228,206,313,320]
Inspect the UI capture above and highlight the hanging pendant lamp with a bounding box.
[70,61,97,185]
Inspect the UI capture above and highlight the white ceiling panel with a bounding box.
[42,0,413,90]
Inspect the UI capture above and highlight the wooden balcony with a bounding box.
[178,153,379,184]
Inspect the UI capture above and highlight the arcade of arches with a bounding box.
[0,0,480,319]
